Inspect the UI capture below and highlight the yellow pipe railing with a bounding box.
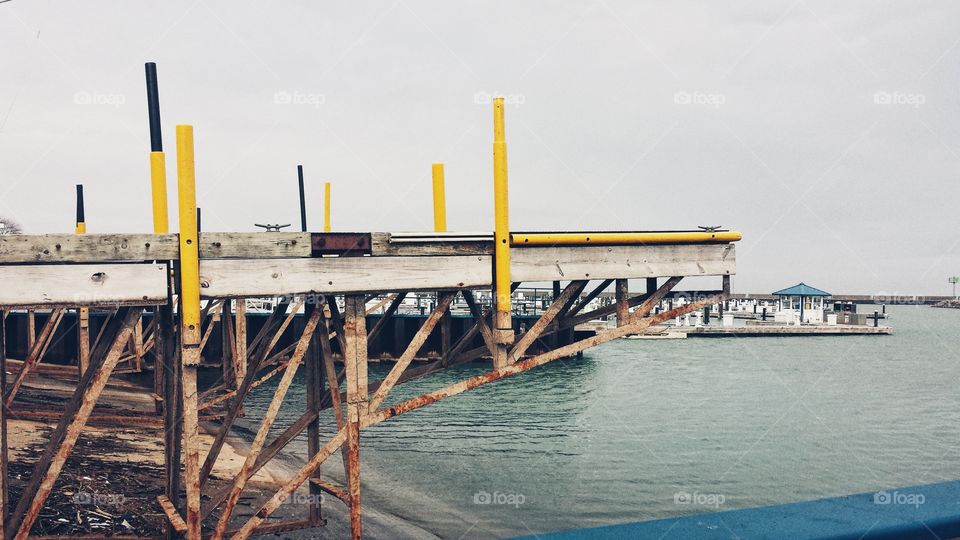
[511,231,742,246]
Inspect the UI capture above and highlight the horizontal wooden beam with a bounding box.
[0,263,168,307]
[0,232,311,262]
[199,255,493,297]
[511,243,735,281]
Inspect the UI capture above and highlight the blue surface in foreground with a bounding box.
[512,481,960,540]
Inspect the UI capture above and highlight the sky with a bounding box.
[1,1,958,296]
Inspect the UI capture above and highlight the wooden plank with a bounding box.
[199,255,492,297]
[343,295,367,540]
[615,279,629,326]
[0,234,179,263]
[156,495,188,534]
[511,243,736,282]
[0,263,168,308]
[0,232,309,262]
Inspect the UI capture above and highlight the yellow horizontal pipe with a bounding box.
[511,231,742,246]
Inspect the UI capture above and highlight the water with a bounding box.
[246,305,960,538]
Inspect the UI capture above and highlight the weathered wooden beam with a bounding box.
[511,243,735,282]
[199,255,492,297]
[626,276,683,324]
[461,291,496,355]
[6,307,140,540]
[368,292,455,411]
[156,495,188,534]
[0,263,168,308]
[304,302,324,526]
[4,308,64,406]
[343,295,367,540]
[0,232,311,262]
[370,232,493,256]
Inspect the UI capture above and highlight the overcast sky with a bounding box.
[1,1,958,295]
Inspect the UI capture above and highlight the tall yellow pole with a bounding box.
[432,163,447,232]
[324,181,331,232]
[176,125,201,347]
[175,124,202,539]
[150,152,169,233]
[493,97,513,367]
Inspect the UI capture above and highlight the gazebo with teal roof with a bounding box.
[772,283,831,322]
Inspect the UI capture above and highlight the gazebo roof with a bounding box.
[772,283,831,297]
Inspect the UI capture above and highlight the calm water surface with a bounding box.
[248,305,960,538]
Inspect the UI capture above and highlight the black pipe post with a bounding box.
[196,207,202,234]
[297,165,307,232]
[145,62,163,151]
[75,184,85,226]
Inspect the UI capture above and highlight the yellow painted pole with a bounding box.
[175,124,202,539]
[150,151,169,233]
[74,223,86,234]
[176,125,201,355]
[323,181,331,232]
[493,97,513,365]
[432,163,447,232]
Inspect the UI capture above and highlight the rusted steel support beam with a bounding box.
[235,292,731,538]
[461,290,496,355]
[199,300,291,490]
[6,307,141,540]
[509,280,587,362]
[310,478,350,504]
[367,291,408,344]
[625,276,683,324]
[77,307,90,375]
[158,303,181,540]
[566,279,613,319]
[212,307,322,539]
[202,410,318,519]
[365,294,726,427]
[220,300,236,412]
[319,311,344,429]
[232,429,347,540]
[369,291,456,411]
[5,308,65,407]
[327,298,348,357]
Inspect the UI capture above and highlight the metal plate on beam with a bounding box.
[0,263,169,308]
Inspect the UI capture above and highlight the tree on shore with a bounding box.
[0,216,23,234]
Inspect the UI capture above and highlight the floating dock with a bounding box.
[669,324,892,337]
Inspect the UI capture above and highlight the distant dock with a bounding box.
[669,323,892,337]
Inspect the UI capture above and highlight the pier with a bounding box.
[0,64,740,540]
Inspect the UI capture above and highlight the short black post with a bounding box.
[75,184,85,227]
[703,306,710,325]
[297,165,307,232]
[874,310,879,327]
[762,307,767,321]
[882,304,886,314]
